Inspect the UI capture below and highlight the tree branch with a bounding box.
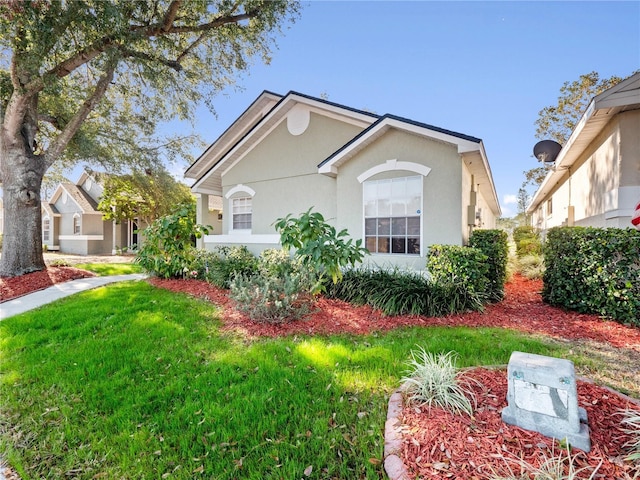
[44,57,118,167]
[118,46,183,71]
[161,0,182,32]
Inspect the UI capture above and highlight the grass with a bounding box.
[74,263,144,276]
[0,282,615,479]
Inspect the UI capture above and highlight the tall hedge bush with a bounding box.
[543,227,640,325]
[426,244,489,296]
[470,229,509,301]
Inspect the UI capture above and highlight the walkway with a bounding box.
[0,274,147,321]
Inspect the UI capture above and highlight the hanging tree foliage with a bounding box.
[0,0,300,276]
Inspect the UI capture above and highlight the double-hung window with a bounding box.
[364,176,421,255]
[43,217,50,241]
[232,197,252,231]
[73,214,81,235]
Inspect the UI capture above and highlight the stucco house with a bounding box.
[527,72,640,234]
[43,171,142,255]
[185,91,501,269]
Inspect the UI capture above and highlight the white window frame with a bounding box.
[230,197,252,232]
[362,175,423,256]
[225,184,255,233]
[73,213,81,235]
[43,216,50,242]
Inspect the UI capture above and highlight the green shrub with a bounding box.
[518,254,545,280]
[191,246,259,288]
[326,267,485,316]
[274,208,368,290]
[513,226,542,258]
[543,227,640,325]
[470,229,509,301]
[427,244,489,295]
[135,204,209,279]
[229,264,316,324]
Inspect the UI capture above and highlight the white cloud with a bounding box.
[503,194,517,205]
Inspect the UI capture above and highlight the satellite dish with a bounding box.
[533,140,562,165]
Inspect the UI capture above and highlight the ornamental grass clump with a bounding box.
[400,349,474,416]
[621,408,640,463]
[489,445,602,480]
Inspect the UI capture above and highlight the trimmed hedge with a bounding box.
[427,244,489,296]
[513,225,542,257]
[470,229,509,301]
[543,227,640,325]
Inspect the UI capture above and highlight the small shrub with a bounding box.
[400,349,474,416]
[621,408,640,463]
[192,246,259,288]
[518,254,545,280]
[135,204,209,279]
[230,271,315,323]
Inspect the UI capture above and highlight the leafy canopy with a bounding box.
[0,0,301,174]
[96,166,195,225]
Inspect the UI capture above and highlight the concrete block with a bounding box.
[501,351,590,452]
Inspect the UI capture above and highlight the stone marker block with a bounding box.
[501,351,590,452]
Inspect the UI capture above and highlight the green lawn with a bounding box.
[74,262,144,276]
[0,282,577,479]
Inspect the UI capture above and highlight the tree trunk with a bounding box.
[0,141,47,278]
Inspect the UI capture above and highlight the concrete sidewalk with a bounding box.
[0,274,148,320]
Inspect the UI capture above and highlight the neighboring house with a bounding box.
[43,171,143,255]
[185,91,501,270]
[528,72,640,235]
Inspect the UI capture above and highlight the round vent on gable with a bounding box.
[287,104,310,136]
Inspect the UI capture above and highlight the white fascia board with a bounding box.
[192,186,223,197]
[50,184,85,212]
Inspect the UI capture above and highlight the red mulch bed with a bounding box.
[400,367,639,479]
[2,270,639,479]
[0,267,95,302]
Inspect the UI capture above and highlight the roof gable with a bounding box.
[50,183,100,214]
[191,91,379,195]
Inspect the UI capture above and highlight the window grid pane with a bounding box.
[363,175,421,255]
[232,197,252,230]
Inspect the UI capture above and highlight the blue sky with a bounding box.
[176,1,639,218]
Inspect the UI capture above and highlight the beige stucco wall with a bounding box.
[221,112,363,234]
[532,111,640,231]
[335,129,463,269]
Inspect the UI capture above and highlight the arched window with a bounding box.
[363,175,422,255]
[226,185,255,232]
[73,214,81,235]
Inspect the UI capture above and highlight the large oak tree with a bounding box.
[0,0,299,276]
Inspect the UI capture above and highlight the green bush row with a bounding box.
[543,227,640,325]
[513,225,542,257]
